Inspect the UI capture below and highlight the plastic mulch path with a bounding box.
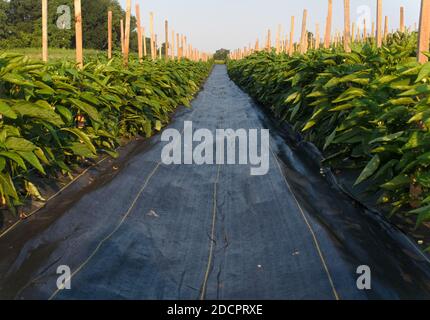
[1,65,430,300]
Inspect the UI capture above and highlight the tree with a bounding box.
[82,0,132,50]
[0,1,8,39]
[213,48,230,61]
[0,0,134,51]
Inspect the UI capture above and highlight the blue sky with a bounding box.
[119,0,421,53]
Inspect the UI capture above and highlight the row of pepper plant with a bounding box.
[0,52,212,212]
[228,32,430,228]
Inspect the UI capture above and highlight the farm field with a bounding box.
[0,48,104,62]
[3,64,430,300]
[2,0,430,305]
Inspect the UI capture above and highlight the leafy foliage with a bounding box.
[0,0,143,52]
[0,52,212,211]
[228,32,430,227]
[213,49,230,61]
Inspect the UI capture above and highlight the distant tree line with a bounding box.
[0,0,144,51]
[213,48,229,61]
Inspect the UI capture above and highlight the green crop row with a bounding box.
[0,53,212,212]
[228,32,430,228]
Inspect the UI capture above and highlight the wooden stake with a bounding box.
[324,0,333,48]
[400,7,405,32]
[74,0,83,69]
[143,27,147,57]
[136,4,143,61]
[266,29,271,51]
[120,19,125,54]
[418,0,430,63]
[384,16,388,40]
[108,11,112,59]
[180,35,184,59]
[42,0,48,62]
[150,12,155,59]
[351,22,356,43]
[315,24,320,49]
[276,24,281,54]
[344,0,351,52]
[171,30,175,59]
[123,0,131,66]
[165,20,169,60]
[364,19,367,40]
[300,9,308,54]
[177,33,180,59]
[289,16,295,55]
[376,0,383,47]
[154,34,158,60]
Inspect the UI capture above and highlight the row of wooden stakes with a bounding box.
[41,0,211,69]
[113,1,211,64]
[230,0,430,64]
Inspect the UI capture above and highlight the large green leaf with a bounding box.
[61,128,97,155]
[11,102,64,126]
[416,62,430,83]
[0,151,26,169]
[369,132,404,145]
[355,155,381,186]
[409,205,430,227]
[69,98,101,123]
[0,101,17,119]
[381,174,410,191]
[5,137,36,152]
[17,151,46,175]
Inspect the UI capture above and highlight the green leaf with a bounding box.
[61,128,97,155]
[0,101,17,119]
[388,97,415,106]
[302,120,316,132]
[0,151,26,169]
[68,142,97,158]
[11,102,64,127]
[25,181,46,201]
[5,137,36,152]
[381,174,410,191]
[80,92,101,105]
[1,73,35,87]
[0,157,5,172]
[332,88,366,104]
[373,159,398,181]
[409,205,430,227]
[323,129,337,151]
[416,62,430,83]
[403,131,430,150]
[103,150,119,159]
[56,105,73,123]
[408,110,430,124]
[17,151,46,174]
[329,103,354,112]
[69,98,101,123]
[369,132,404,144]
[417,172,430,188]
[144,121,152,137]
[0,173,19,200]
[354,155,381,186]
[285,92,299,104]
[34,148,50,165]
